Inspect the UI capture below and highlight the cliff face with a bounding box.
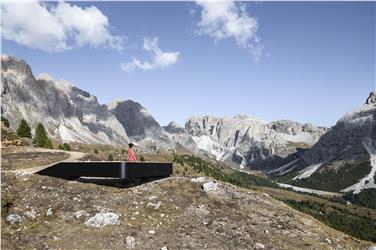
[1,55,129,145]
[185,114,327,170]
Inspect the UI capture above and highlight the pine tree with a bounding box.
[1,116,10,128]
[33,123,48,147]
[16,119,31,138]
[44,139,53,149]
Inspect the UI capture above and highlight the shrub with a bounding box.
[1,116,10,128]
[94,149,99,154]
[140,155,145,162]
[16,119,31,138]
[58,143,71,151]
[108,153,114,161]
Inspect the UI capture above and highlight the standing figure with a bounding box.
[128,143,137,161]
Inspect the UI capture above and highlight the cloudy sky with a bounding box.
[1,1,375,127]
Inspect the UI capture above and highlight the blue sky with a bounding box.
[2,1,375,127]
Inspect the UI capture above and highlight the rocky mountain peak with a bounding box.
[365,91,376,105]
[163,121,186,134]
[108,99,161,138]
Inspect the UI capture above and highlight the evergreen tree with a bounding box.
[44,139,53,149]
[1,116,10,128]
[33,123,48,147]
[16,119,31,138]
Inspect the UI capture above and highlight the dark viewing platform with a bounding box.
[36,161,173,180]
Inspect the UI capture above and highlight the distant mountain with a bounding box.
[108,100,175,151]
[1,55,129,145]
[185,114,327,170]
[271,92,376,194]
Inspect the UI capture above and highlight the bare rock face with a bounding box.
[1,55,129,145]
[108,100,175,151]
[163,121,186,134]
[365,91,376,105]
[185,114,327,170]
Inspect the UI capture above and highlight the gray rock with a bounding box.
[191,177,206,183]
[125,236,136,248]
[46,208,53,216]
[85,212,120,227]
[254,242,265,249]
[202,181,219,194]
[7,214,22,224]
[365,91,376,104]
[146,201,161,209]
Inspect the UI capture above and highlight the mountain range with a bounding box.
[1,54,375,195]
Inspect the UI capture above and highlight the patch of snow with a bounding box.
[341,139,376,194]
[293,162,323,180]
[85,212,120,227]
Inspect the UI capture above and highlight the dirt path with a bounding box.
[2,149,86,176]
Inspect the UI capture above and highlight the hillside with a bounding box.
[269,92,376,199]
[1,146,374,249]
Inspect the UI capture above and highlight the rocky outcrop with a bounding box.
[1,55,129,145]
[185,114,327,170]
[163,121,186,134]
[365,91,376,105]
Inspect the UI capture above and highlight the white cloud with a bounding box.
[195,0,263,62]
[121,37,180,72]
[1,1,123,52]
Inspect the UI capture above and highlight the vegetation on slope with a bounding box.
[344,189,376,210]
[290,161,372,192]
[173,154,277,188]
[282,199,376,242]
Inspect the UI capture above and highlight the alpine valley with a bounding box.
[2,54,376,199]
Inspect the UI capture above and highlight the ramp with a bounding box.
[36,161,173,180]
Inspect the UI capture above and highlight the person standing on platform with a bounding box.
[128,143,137,161]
